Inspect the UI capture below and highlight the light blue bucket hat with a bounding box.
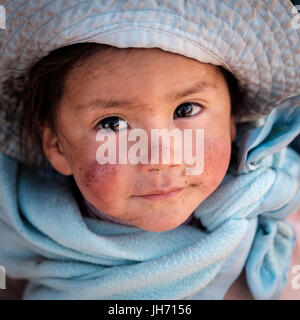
[0,0,299,166]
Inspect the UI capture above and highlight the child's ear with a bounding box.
[41,124,73,176]
[230,115,236,142]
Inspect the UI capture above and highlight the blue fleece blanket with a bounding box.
[0,99,299,300]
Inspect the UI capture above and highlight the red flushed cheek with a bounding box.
[199,136,231,189]
[79,161,120,208]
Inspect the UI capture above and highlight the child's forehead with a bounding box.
[60,48,227,117]
[66,47,223,90]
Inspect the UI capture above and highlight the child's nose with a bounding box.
[137,124,183,174]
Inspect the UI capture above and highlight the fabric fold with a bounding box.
[246,216,296,300]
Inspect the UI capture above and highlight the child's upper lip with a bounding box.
[134,186,184,196]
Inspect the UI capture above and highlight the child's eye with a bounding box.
[96,116,128,132]
[174,102,204,119]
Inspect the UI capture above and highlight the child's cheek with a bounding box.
[80,161,121,208]
[199,135,231,190]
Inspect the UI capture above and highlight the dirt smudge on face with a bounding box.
[81,160,120,208]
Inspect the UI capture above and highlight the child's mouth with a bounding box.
[132,187,183,201]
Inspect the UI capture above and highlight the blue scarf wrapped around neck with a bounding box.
[0,100,299,300]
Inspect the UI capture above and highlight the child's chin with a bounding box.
[138,220,187,232]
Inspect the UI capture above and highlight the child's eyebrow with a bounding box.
[75,80,217,113]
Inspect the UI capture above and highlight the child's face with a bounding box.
[43,48,236,232]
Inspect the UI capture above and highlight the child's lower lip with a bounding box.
[133,188,183,201]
